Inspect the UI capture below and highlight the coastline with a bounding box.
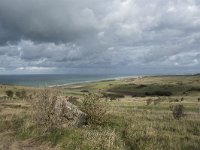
[0,74,140,87]
[1,73,197,87]
[48,75,141,88]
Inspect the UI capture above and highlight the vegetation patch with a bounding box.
[170,104,185,119]
[102,92,125,100]
[81,93,108,125]
[145,91,172,96]
[1,75,200,149]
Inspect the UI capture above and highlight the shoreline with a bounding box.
[1,73,198,88]
[48,75,141,88]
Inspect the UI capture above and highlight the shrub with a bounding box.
[16,90,27,99]
[170,104,184,119]
[81,93,107,125]
[31,89,64,130]
[174,99,179,102]
[188,87,200,92]
[6,90,14,98]
[136,84,147,88]
[15,91,21,98]
[80,90,89,93]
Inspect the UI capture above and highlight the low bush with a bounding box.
[80,90,89,93]
[188,87,200,92]
[15,91,21,98]
[31,90,108,130]
[136,84,147,88]
[31,89,65,131]
[170,104,184,119]
[6,90,14,98]
[81,93,107,125]
[16,90,27,99]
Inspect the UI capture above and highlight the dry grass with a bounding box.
[82,128,125,150]
[0,94,200,150]
[0,75,200,149]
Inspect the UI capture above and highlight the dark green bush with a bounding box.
[145,91,172,96]
[188,87,200,92]
[80,90,89,93]
[102,92,125,100]
[6,90,14,98]
[136,84,147,88]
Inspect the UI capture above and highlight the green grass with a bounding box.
[107,83,200,97]
[0,75,200,149]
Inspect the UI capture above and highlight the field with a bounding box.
[0,75,200,150]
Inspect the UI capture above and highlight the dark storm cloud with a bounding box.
[0,0,200,74]
[0,0,103,44]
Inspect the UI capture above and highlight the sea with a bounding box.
[0,74,135,87]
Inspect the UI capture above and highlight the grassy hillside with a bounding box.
[0,75,200,149]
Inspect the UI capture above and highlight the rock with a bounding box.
[55,98,87,127]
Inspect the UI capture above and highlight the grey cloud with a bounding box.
[0,0,200,74]
[0,0,101,44]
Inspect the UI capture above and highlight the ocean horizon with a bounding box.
[0,74,137,87]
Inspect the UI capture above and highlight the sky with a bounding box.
[0,0,200,75]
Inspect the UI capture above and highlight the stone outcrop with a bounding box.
[55,98,87,127]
